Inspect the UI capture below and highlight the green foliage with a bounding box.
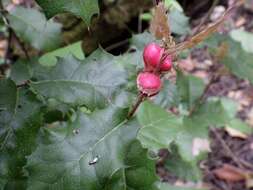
[230,29,253,53]
[228,119,252,135]
[154,80,179,109]
[188,97,237,127]
[137,98,251,180]
[176,71,205,111]
[0,79,17,113]
[164,0,183,12]
[131,32,157,51]
[204,34,253,84]
[7,6,62,52]
[35,0,99,25]
[0,88,43,190]
[137,101,182,152]
[137,101,207,162]
[165,145,204,181]
[221,38,253,84]
[169,9,190,35]
[25,106,157,189]
[10,60,32,85]
[39,41,84,66]
[31,50,128,110]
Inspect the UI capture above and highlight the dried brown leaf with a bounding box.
[246,177,253,188]
[150,2,170,40]
[213,164,247,182]
[225,127,248,139]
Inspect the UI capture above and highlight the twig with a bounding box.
[191,0,219,35]
[12,31,30,60]
[210,128,253,169]
[3,27,12,65]
[105,39,129,51]
[138,8,143,33]
[127,93,147,119]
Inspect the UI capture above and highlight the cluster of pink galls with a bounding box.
[137,43,173,96]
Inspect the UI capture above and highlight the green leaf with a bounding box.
[165,145,204,181]
[131,32,156,51]
[39,41,85,66]
[0,79,17,113]
[204,34,253,84]
[137,101,204,162]
[222,37,253,84]
[25,106,158,189]
[137,101,182,152]
[184,97,252,142]
[169,9,190,35]
[176,72,205,111]
[31,49,128,110]
[165,0,183,12]
[154,80,179,109]
[189,97,237,128]
[122,141,158,189]
[35,0,99,25]
[230,29,253,53]
[10,60,32,85]
[141,13,152,21]
[227,119,253,135]
[0,179,7,190]
[136,99,238,156]
[7,6,62,51]
[136,99,248,180]
[0,89,43,190]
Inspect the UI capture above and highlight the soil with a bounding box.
[204,129,253,190]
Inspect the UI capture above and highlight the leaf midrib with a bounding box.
[38,119,128,186]
[32,79,119,88]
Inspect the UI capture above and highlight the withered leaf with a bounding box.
[213,164,247,182]
[150,2,170,40]
[225,127,248,139]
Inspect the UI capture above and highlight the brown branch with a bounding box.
[191,0,219,36]
[153,0,158,6]
[3,28,12,65]
[127,93,147,119]
[12,31,30,60]
[105,39,129,52]
[138,8,143,33]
